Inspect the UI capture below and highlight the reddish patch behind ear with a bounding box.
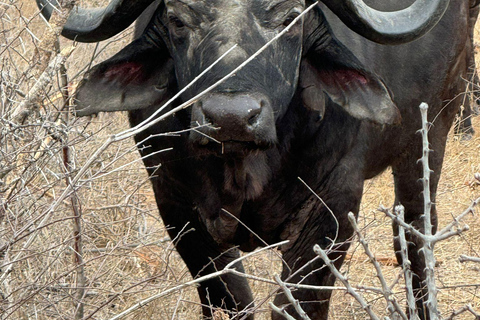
[74,37,175,116]
[319,66,400,124]
[330,69,368,86]
[104,62,144,84]
[300,57,399,125]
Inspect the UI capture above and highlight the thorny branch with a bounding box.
[417,102,440,320]
[1,1,479,319]
[445,304,480,320]
[314,244,381,320]
[459,254,480,264]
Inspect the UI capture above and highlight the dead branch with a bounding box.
[394,205,419,320]
[11,0,76,124]
[313,244,381,320]
[445,304,480,320]
[418,102,440,320]
[459,254,480,264]
[348,212,407,320]
[274,274,311,320]
[269,302,297,320]
[11,45,74,123]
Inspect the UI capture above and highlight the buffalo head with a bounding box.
[36,0,449,153]
[164,0,305,151]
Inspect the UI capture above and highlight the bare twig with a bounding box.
[445,304,480,320]
[348,212,407,320]
[11,45,75,123]
[274,274,311,320]
[394,206,419,320]
[435,196,478,240]
[418,103,439,320]
[459,254,480,264]
[269,302,297,320]
[59,60,85,320]
[313,244,381,320]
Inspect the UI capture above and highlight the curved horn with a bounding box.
[320,0,450,44]
[36,0,155,42]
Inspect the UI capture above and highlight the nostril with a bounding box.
[247,106,262,126]
[204,115,214,125]
[246,100,264,126]
[248,113,259,126]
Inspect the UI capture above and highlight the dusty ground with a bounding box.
[1,1,479,319]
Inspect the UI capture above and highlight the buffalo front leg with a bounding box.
[272,196,360,320]
[157,199,254,319]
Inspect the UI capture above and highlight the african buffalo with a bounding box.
[38,0,460,319]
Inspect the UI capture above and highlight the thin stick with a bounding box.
[394,206,418,320]
[459,255,480,263]
[348,212,407,320]
[11,46,75,123]
[274,274,311,320]
[314,244,381,320]
[435,196,478,239]
[445,304,480,320]
[269,302,297,320]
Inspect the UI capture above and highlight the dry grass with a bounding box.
[1,1,479,319]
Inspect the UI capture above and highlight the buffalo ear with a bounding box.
[74,36,175,116]
[301,38,400,125]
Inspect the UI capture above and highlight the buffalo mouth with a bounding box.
[190,137,275,155]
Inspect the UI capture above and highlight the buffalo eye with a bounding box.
[282,14,298,27]
[169,15,185,29]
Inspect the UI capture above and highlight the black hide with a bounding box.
[72,0,473,319]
